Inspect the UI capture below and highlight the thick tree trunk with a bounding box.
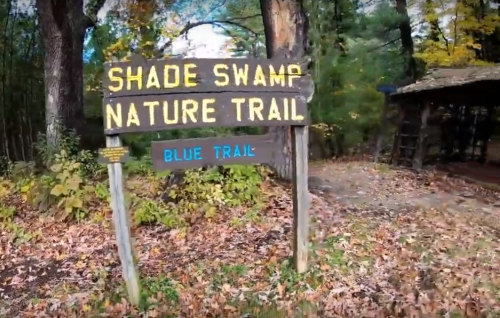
[395,0,417,80]
[260,0,309,180]
[36,0,102,151]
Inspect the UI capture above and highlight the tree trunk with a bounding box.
[260,0,309,180]
[36,0,103,151]
[395,0,417,80]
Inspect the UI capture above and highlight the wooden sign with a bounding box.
[100,55,314,306]
[151,135,283,171]
[104,93,308,134]
[97,146,130,164]
[102,58,310,97]
[102,57,313,135]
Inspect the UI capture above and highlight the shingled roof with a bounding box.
[392,66,500,96]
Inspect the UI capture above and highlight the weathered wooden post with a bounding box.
[97,137,140,305]
[260,0,312,274]
[374,84,396,163]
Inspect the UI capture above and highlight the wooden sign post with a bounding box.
[101,55,313,302]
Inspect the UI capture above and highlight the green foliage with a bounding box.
[48,150,95,221]
[306,0,405,147]
[215,0,265,58]
[134,199,185,228]
[0,201,41,244]
[133,164,265,227]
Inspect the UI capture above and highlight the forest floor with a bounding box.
[1,161,500,317]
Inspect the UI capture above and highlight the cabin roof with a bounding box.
[392,66,500,96]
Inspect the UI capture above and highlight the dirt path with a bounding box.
[308,161,500,216]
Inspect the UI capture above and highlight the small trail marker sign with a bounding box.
[97,146,130,164]
[101,55,313,304]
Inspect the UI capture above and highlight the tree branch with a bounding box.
[83,0,107,30]
[155,14,261,58]
[368,37,401,52]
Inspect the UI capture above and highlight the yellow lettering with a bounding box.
[231,98,245,121]
[284,97,289,120]
[146,66,160,89]
[182,99,198,123]
[253,65,266,86]
[108,68,123,92]
[127,103,140,126]
[269,65,285,86]
[126,67,142,90]
[202,99,216,123]
[213,64,229,86]
[233,64,248,85]
[144,101,159,125]
[184,63,197,87]
[163,100,179,124]
[106,103,122,128]
[268,98,281,120]
[287,64,301,87]
[290,98,304,120]
[164,65,180,88]
[249,98,264,121]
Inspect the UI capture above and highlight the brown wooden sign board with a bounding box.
[100,55,313,304]
[102,57,311,98]
[151,134,283,171]
[97,146,130,164]
[103,92,309,135]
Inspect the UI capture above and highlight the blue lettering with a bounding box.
[222,145,231,158]
[233,145,242,157]
[174,149,182,161]
[164,149,173,162]
[245,144,255,157]
[183,148,193,161]
[213,145,220,158]
[193,147,202,160]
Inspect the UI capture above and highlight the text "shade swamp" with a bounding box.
[103,58,309,97]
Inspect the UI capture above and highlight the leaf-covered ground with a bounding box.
[1,161,500,317]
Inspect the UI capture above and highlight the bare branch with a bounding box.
[155,14,262,58]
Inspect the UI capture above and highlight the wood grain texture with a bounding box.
[106,136,140,305]
[291,125,309,273]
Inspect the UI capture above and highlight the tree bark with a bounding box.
[36,0,104,150]
[260,0,309,180]
[395,0,417,80]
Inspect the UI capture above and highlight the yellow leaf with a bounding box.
[50,184,65,196]
[73,198,83,208]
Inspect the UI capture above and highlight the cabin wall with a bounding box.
[391,95,498,167]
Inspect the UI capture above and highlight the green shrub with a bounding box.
[133,164,265,227]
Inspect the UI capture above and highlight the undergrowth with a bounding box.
[0,129,267,231]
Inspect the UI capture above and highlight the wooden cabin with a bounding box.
[390,66,500,170]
